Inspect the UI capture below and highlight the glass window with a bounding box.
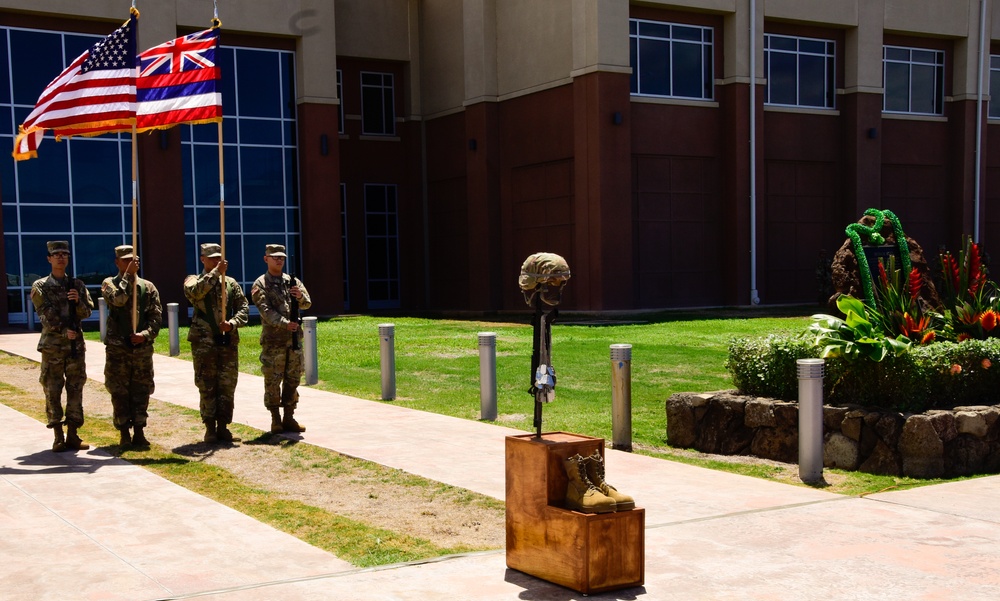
[989,55,1000,119]
[69,137,125,204]
[341,183,350,309]
[630,18,714,100]
[1,26,134,323]
[236,49,281,118]
[883,45,945,115]
[337,69,344,134]
[182,45,297,288]
[361,72,395,135]
[365,184,400,308]
[764,34,836,109]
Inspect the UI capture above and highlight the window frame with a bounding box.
[882,44,945,116]
[763,33,837,109]
[989,55,1000,119]
[360,71,396,136]
[629,18,715,101]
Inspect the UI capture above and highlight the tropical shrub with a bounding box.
[727,212,1000,410]
[728,335,1000,412]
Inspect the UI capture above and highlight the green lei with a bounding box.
[845,208,911,307]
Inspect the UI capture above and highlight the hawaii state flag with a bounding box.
[137,28,222,131]
[13,15,137,161]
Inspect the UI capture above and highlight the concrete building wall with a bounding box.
[5,0,1000,316]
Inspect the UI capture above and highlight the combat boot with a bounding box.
[51,423,67,453]
[65,424,90,451]
[118,426,132,447]
[216,419,234,444]
[282,407,306,433]
[203,420,217,443]
[132,425,149,447]
[584,450,635,511]
[562,454,616,514]
[269,408,283,433]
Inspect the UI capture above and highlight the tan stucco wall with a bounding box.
[420,0,466,116]
[334,0,411,61]
[495,0,574,99]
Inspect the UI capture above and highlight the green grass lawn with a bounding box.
[113,308,816,450]
[83,307,969,494]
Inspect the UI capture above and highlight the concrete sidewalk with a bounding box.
[1,331,999,600]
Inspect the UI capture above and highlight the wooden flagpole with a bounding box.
[218,120,226,323]
[213,7,227,328]
[131,124,138,332]
[129,1,140,333]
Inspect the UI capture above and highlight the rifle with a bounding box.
[66,270,79,358]
[289,256,301,351]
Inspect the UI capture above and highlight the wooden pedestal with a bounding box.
[505,432,644,595]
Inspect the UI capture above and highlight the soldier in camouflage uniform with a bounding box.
[250,244,312,433]
[30,240,95,452]
[101,245,162,448]
[183,243,249,444]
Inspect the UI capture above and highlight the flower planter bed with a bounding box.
[666,392,1000,478]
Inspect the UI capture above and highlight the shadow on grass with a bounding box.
[242,431,301,447]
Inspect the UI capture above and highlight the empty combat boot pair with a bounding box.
[563,451,635,514]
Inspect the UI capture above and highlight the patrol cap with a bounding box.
[114,245,136,260]
[47,240,70,255]
[265,244,287,257]
[200,243,222,258]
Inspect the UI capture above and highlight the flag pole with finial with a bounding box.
[212,3,227,337]
[130,1,141,333]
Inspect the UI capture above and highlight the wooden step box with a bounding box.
[505,432,645,595]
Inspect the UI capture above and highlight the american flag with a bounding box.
[137,28,222,131]
[12,15,136,161]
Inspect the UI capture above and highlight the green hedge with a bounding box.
[726,336,1000,412]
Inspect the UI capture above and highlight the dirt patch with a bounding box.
[0,356,505,552]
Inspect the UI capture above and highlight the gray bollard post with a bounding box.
[797,358,825,484]
[303,316,318,385]
[478,332,498,421]
[167,303,180,356]
[98,297,108,342]
[379,323,396,400]
[610,344,633,452]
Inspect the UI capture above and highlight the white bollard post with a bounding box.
[610,344,633,451]
[167,303,180,356]
[797,358,825,484]
[379,323,396,400]
[303,316,318,385]
[478,332,498,421]
[98,297,108,342]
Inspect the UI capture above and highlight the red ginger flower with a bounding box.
[969,242,984,295]
[981,309,999,332]
[920,331,936,345]
[943,253,960,291]
[958,333,972,342]
[908,268,922,300]
[878,260,889,287]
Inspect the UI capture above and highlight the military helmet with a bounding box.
[519,252,571,306]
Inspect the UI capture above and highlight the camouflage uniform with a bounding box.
[30,251,94,430]
[251,266,312,412]
[101,246,162,431]
[183,245,249,427]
